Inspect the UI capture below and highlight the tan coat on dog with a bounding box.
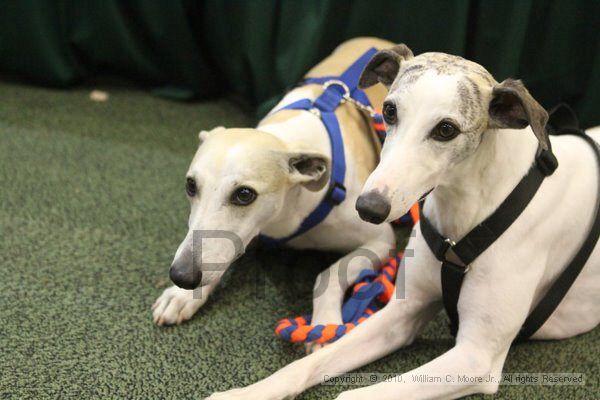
[153,38,398,356]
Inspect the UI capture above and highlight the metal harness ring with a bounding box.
[322,79,351,98]
[444,238,471,273]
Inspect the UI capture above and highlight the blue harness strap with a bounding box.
[261,48,380,245]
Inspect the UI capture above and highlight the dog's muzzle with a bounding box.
[355,191,391,224]
[169,249,201,290]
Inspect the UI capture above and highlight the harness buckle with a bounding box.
[443,238,470,273]
[443,260,471,275]
[444,238,456,247]
[309,107,321,118]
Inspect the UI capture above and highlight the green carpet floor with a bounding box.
[0,81,598,399]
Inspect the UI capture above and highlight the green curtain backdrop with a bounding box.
[1,0,598,126]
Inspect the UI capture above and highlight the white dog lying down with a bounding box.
[207,45,600,400]
[152,38,400,343]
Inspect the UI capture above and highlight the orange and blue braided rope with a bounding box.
[275,254,401,344]
[275,203,420,344]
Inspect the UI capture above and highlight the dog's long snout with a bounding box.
[169,249,201,290]
[356,191,391,224]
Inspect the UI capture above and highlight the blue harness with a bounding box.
[260,48,386,245]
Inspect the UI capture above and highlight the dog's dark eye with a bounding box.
[186,177,198,197]
[431,121,460,141]
[231,187,257,206]
[382,101,397,125]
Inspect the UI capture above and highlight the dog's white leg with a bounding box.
[207,240,442,400]
[308,223,396,353]
[333,254,545,400]
[207,301,440,400]
[152,283,216,325]
[332,340,508,400]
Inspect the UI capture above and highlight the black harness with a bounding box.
[419,105,600,341]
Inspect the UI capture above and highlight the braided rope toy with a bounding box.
[275,254,402,344]
[274,204,420,345]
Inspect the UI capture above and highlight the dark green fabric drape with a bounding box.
[1,0,598,126]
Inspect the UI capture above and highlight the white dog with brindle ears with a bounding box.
[152,38,399,345]
[207,45,600,400]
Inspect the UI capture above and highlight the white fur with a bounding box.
[207,52,599,400]
[152,74,395,333]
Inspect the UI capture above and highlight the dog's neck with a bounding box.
[425,127,540,241]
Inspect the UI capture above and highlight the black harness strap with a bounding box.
[518,126,600,340]
[420,104,600,340]
[419,152,555,337]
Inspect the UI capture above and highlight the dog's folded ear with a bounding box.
[198,126,226,142]
[283,145,330,192]
[488,79,550,150]
[359,44,414,89]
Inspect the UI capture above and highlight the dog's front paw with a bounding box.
[205,387,247,400]
[207,375,301,400]
[152,285,207,326]
[206,386,296,400]
[334,389,366,400]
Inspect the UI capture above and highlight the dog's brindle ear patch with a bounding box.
[288,153,330,192]
[198,126,226,142]
[359,44,414,89]
[488,79,550,150]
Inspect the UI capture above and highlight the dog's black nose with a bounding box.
[169,252,201,290]
[356,191,391,224]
